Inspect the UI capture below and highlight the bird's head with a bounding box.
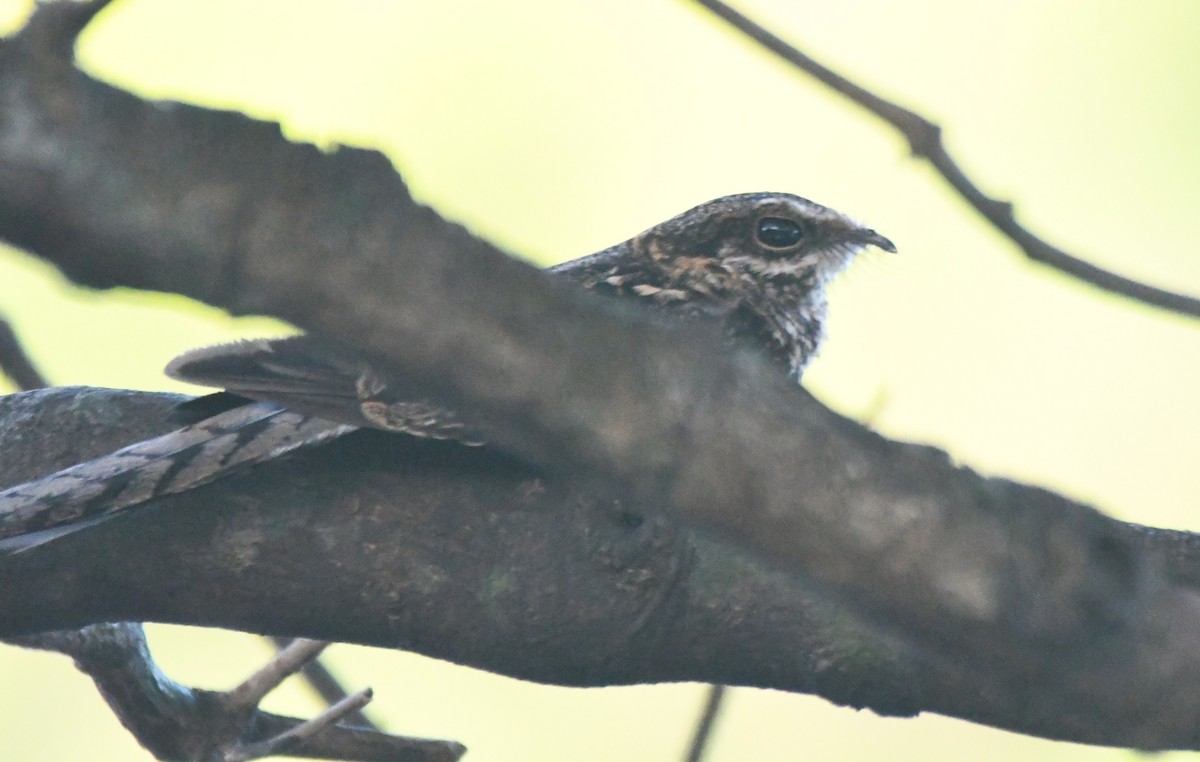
[636,192,895,286]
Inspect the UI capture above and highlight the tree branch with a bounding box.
[1,385,1198,751]
[3,1,1200,751]
[0,317,47,390]
[271,636,380,731]
[0,262,377,751]
[9,622,462,762]
[684,684,726,762]
[690,0,1200,321]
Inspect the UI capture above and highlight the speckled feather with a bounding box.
[0,193,892,552]
[549,192,893,378]
[160,193,892,443]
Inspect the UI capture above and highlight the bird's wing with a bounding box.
[167,337,485,445]
[164,246,682,446]
[162,249,643,446]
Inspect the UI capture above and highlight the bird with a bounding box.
[0,192,893,552]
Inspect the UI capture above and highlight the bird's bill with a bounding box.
[855,228,897,253]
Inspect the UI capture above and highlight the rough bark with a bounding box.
[1,386,1199,750]
[3,1,1200,751]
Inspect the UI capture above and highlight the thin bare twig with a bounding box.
[693,0,1200,321]
[228,689,374,762]
[227,638,331,710]
[0,317,47,390]
[684,684,727,762]
[270,636,380,730]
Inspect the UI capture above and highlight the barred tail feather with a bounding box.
[0,402,354,555]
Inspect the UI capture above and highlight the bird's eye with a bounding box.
[755,217,804,250]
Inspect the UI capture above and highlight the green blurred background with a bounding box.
[2,1,1198,759]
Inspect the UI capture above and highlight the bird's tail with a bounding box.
[0,401,354,555]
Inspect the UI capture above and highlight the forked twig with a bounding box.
[9,624,464,762]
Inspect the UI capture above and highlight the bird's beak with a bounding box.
[854,228,897,253]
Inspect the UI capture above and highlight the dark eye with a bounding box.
[755,216,804,250]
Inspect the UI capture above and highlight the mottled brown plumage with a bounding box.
[167,192,893,442]
[549,192,893,378]
[0,192,891,552]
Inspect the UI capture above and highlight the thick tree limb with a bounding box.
[691,0,1200,321]
[1,385,1198,752]
[3,1,1200,751]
